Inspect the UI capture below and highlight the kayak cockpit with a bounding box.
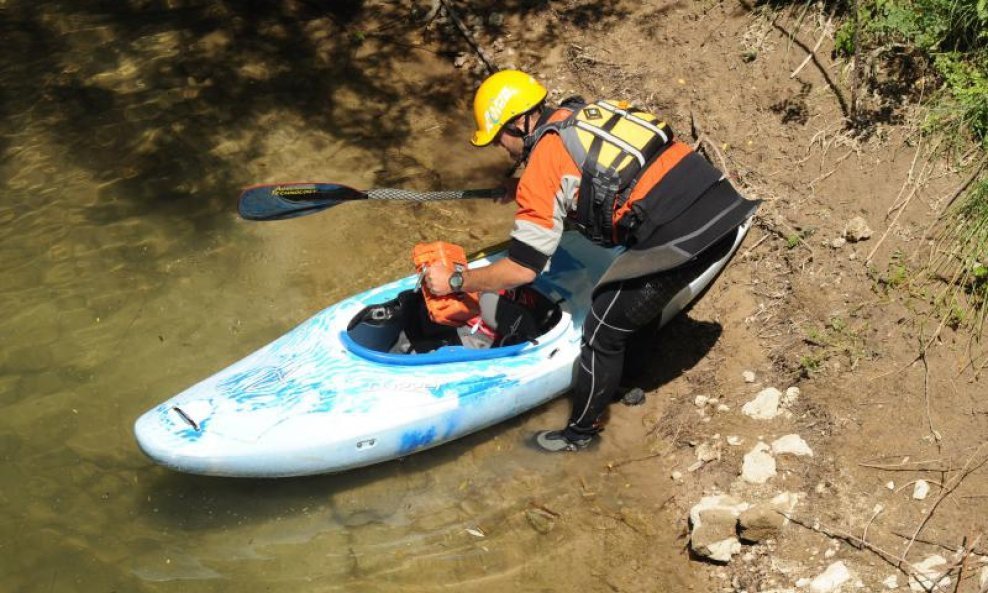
[342,287,563,365]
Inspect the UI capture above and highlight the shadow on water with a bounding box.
[136,410,532,531]
[136,321,717,535]
[0,0,632,229]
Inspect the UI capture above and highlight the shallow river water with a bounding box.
[1,3,689,592]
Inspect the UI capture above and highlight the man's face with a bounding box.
[495,113,529,159]
[496,129,525,159]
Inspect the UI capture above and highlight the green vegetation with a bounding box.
[927,176,988,332]
[829,0,987,335]
[834,0,987,147]
[874,249,911,290]
[800,314,872,375]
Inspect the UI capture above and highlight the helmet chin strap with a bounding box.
[519,112,539,166]
[520,103,552,166]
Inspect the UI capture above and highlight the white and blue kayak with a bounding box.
[135,224,749,477]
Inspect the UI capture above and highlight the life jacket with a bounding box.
[526,100,675,246]
[410,242,550,346]
[412,241,480,326]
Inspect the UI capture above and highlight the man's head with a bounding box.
[470,70,546,158]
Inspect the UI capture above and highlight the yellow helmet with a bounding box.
[470,70,547,147]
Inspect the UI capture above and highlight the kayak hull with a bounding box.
[134,225,749,477]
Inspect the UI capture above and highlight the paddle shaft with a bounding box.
[238,183,508,221]
[365,187,505,202]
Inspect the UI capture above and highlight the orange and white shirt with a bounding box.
[507,110,693,272]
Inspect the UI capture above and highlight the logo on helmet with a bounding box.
[484,87,518,131]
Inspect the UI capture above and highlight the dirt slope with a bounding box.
[448,0,988,590]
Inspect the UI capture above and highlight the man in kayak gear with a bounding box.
[422,70,759,452]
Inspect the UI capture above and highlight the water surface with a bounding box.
[1,3,688,591]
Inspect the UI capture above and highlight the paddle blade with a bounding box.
[237,183,368,221]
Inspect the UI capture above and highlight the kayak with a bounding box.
[134,223,750,477]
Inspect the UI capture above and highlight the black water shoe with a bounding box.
[533,429,595,452]
[619,387,646,406]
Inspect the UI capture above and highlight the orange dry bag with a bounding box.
[412,242,480,326]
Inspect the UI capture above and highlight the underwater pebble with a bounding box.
[913,480,930,500]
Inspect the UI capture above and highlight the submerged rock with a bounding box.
[525,508,557,534]
[912,479,930,500]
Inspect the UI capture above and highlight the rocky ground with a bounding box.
[439,1,988,591]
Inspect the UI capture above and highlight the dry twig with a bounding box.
[900,443,988,564]
[859,460,955,472]
[867,150,934,266]
[438,0,497,73]
[790,7,835,79]
[784,513,926,582]
[689,109,734,180]
[888,529,988,558]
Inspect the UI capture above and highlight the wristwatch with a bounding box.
[448,270,465,293]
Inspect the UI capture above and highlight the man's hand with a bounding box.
[422,262,454,296]
[421,257,537,295]
[496,178,519,204]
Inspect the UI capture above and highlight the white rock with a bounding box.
[689,495,749,562]
[689,494,749,525]
[717,404,731,412]
[704,538,742,563]
[882,575,898,589]
[741,442,777,484]
[796,578,812,588]
[783,386,801,407]
[696,442,721,463]
[687,460,705,472]
[694,394,710,407]
[743,370,756,383]
[742,388,783,420]
[810,561,852,593]
[770,491,800,519]
[909,555,950,592]
[830,237,847,249]
[771,434,814,457]
[671,470,683,480]
[886,481,895,490]
[845,216,874,242]
[912,480,930,500]
[727,435,744,446]
[980,565,988,589]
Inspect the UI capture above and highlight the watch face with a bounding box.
[450,272,463,291]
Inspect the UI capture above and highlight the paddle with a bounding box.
[238,182,506,221]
